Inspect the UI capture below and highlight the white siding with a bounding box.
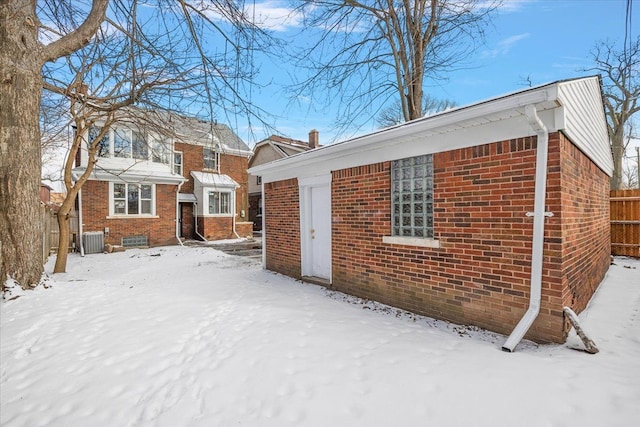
[558,77,614,175]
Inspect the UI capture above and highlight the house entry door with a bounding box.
[309,185,331,279]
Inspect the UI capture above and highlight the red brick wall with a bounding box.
[330,135,566,343]
[199,216,233,240]
[264,133,613,343]
[265,178,301,278]
[81,180,177,247]
[221,153,249,223]
[559,133,610,314]
[177,142,251,239]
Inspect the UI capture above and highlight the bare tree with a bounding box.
[587,37,640,190]
[290,0,501,137]
[377,95,457,127]
[1,0,274,289]
[1,0,108,290]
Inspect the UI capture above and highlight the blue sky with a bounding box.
[239,0,638,148]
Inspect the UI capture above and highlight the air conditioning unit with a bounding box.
[83,231,104,254]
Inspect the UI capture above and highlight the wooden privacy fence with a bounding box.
[611,189,640,258]
[41,206,78,263]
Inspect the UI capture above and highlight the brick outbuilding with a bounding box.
[249,76,613,348]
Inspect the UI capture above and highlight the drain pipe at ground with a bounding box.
[193,202,208,242]
[175,181,184,246]
[502,104,550,352]
[78,187,85,257]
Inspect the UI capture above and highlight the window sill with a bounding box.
[107,215,159,219]
[382,235,441,248]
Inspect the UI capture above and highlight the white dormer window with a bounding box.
[151,135,170,164]
[88,126,171,165]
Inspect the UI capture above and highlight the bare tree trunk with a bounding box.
[1,1,45,289]
[54,198,75,273]
[1,0,107,289]
[610,128,625,190]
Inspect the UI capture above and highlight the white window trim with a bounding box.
[108,182,157,217]
[90,127,172,165]
[382,235,440,248]
[204,189,234,217]
[173,151,183,176]
[203,147,220,172]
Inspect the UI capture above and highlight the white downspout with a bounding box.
[193,202,207,242]
[502,104,550,352]
[260,181,266,268]
[232,189,241,239]
[78,187,85,257]
[176,181,184,246]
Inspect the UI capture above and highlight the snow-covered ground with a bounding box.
[1,245,639,427]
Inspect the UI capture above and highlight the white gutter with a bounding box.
[78,188,85,257]
[502,104,551,352]
[175,181,184,246]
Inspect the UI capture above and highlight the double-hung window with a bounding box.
[173,151,183,175]
[88,126,110,157]
[208,191,231,215]
[132,131,148,160]
[114,129,132,158]
[151,135,170,164]
[113,183,154,215]
[391,154,434,238]
[204,148,219,171]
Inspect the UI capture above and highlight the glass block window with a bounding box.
[391,154,434,238]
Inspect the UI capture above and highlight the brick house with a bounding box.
[249,76,613,349]
[248,131,319,230]
[73,111,253,251]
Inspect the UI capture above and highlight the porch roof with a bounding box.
[190,171,239,188]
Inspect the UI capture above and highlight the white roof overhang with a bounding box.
[178,193,198,203]
[191,171,239,188]
[250,77,613,182]
[72,167,186,185]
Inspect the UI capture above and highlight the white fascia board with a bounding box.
[72,167,186,185]
[251,86,559,183]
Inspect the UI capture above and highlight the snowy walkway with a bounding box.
[1,246,639,427]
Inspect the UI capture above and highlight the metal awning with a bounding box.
[178,193,198,203]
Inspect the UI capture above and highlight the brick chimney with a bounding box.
[309,129,319,149]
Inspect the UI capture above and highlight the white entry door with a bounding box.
[309,185,331,279]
